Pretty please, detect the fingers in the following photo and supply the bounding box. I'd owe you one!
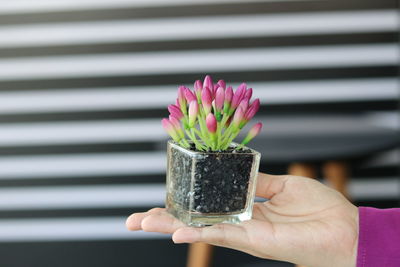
[127,207,278,260]
[256,173,289,199]
[173,220,278,260]
[141,210,186,234]
[126,207,186,234]
[126,207,164,230]
[127,207,255,249]
[173,223,246,247]
[173,220,264,249]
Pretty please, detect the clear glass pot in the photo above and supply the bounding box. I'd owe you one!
[165,140,261,227]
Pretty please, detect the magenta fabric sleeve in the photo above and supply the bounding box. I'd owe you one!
[357,207,400,267]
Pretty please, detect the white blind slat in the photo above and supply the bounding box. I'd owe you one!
[0,44,397,81]
[0,152,166,179]
[0,78,397,113]
[0,10,396,48]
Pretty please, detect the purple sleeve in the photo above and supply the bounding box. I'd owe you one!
[357,207,400,267]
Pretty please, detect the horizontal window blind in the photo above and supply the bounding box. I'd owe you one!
[0,0,398,266]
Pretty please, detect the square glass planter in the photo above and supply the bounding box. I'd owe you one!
[165,140,261,227]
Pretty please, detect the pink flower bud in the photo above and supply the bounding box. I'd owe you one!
[194,80,203,98]
[244,98,260,121]
[162,118,174,133]
[238,99,249,113]
[178,86,186,103]
[223,86,233,114]
[201,87,212,114]
[161,118,179,141]
[237,83,247,92]
[168,104,183,120]
[224,86,233,103]
[232,107,244,129]
[249,122,262,137]
[206,113,217,133]
[169,115,181,129]
[169,115,184,139]
[184,87,197,103]
[203,75,213,93]
[215,87,225,111]
[211,86,218,99]
[242,122,263,145]
[244,88,253,100]
[217,80,226,89]
[231,83,247,110]
[178,86,187,114]
[194,80,203,91]
[188,101,198,127]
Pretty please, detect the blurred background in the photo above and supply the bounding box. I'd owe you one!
[0,0,399,266]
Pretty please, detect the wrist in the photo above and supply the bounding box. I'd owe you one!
[349,204,359,267]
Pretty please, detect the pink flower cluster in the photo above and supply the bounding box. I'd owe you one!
[162,75,262,151]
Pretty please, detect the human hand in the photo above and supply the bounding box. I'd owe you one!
[126,173,359,267]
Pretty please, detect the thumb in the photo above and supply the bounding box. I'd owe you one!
[256,173,289,199]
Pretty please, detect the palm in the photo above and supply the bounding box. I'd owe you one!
[126,174,359,267]
[244,177,358,266]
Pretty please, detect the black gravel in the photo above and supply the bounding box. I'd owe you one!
[168,144,255,214]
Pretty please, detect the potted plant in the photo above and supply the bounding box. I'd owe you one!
[162,75,262,227]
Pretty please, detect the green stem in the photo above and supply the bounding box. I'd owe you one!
[221,123,235,145]
[178,140,188,148]
[219,114,231,140]
[198,111,212,148]
[197,110,209,147]
[211,134,217,150]
[216,113,229,148]
[190,128,207,150]
[193,128,210,147]
[180,138,190,148]
[216,121,222,148]
[185,129,200,150]
[182,114,189,131]
[222,129,240,150]
[197,109,207,138]
[235,143,246,151]
[186,128,207,151]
